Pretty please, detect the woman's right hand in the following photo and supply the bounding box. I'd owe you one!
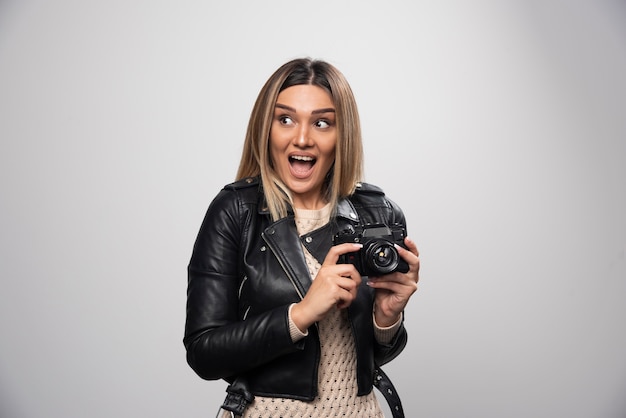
[290,243,363,332]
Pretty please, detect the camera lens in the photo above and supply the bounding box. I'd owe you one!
[364,240,399,275]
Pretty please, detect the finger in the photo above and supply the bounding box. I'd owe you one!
[322,242,363,266]
[369,275,418,291]
[314,264,362,289]
[336,278,361,309]
[368,271,411,285]
[403,237,419,256]
[394,243,419,266]
[336,274,361,289]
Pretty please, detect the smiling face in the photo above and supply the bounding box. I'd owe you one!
[269,84,337,209]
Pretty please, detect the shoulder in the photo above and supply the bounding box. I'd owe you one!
[198,178,261,223]
[217,176,262,206]
[349,182,406,226]
[350,182,388,207]
[224,177,261,190]
[353,182,385,195]
[224,176,260,191]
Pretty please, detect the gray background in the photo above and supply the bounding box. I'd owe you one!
[1,1,625,417]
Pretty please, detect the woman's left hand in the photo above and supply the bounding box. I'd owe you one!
[367,237,420,327]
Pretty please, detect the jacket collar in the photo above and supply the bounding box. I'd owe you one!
[335,197,360,223]
[257,191,361,224]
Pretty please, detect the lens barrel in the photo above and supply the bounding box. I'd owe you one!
[364,240,399,275]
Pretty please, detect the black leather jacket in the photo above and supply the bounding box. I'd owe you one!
[184,177,408,401]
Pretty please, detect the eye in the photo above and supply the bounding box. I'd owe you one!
[315,119,331,129]
[279,115,294,126]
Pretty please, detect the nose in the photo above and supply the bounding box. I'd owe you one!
[293,124,312,147]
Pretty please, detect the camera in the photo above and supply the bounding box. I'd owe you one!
[333,223,409,276]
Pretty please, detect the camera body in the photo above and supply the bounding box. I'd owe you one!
[333,223,409,277]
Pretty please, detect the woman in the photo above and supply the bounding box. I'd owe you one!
[184,58,420,418]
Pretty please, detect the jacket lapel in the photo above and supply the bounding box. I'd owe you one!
[300,224,332,265]
[260,197,361,300]
[261,216,312,300]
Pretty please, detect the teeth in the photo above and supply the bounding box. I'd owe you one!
[291,155,314,162]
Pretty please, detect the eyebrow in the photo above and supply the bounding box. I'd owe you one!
[275,103,335,115]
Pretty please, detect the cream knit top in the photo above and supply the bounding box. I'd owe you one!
[221,204,399,418]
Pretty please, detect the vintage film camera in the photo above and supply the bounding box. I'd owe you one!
[333,223,409,276]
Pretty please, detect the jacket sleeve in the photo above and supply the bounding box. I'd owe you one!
[373,195,410,365]
[373,320,408,367]
[183,188,300,381]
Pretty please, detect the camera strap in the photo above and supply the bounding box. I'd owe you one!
[220,367,404,418]
[220,378,253,417]
[374,366,405,418]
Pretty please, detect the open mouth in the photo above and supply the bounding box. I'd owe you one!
[289,155,316,177]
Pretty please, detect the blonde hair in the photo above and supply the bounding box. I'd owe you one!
[236,58,364,221]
